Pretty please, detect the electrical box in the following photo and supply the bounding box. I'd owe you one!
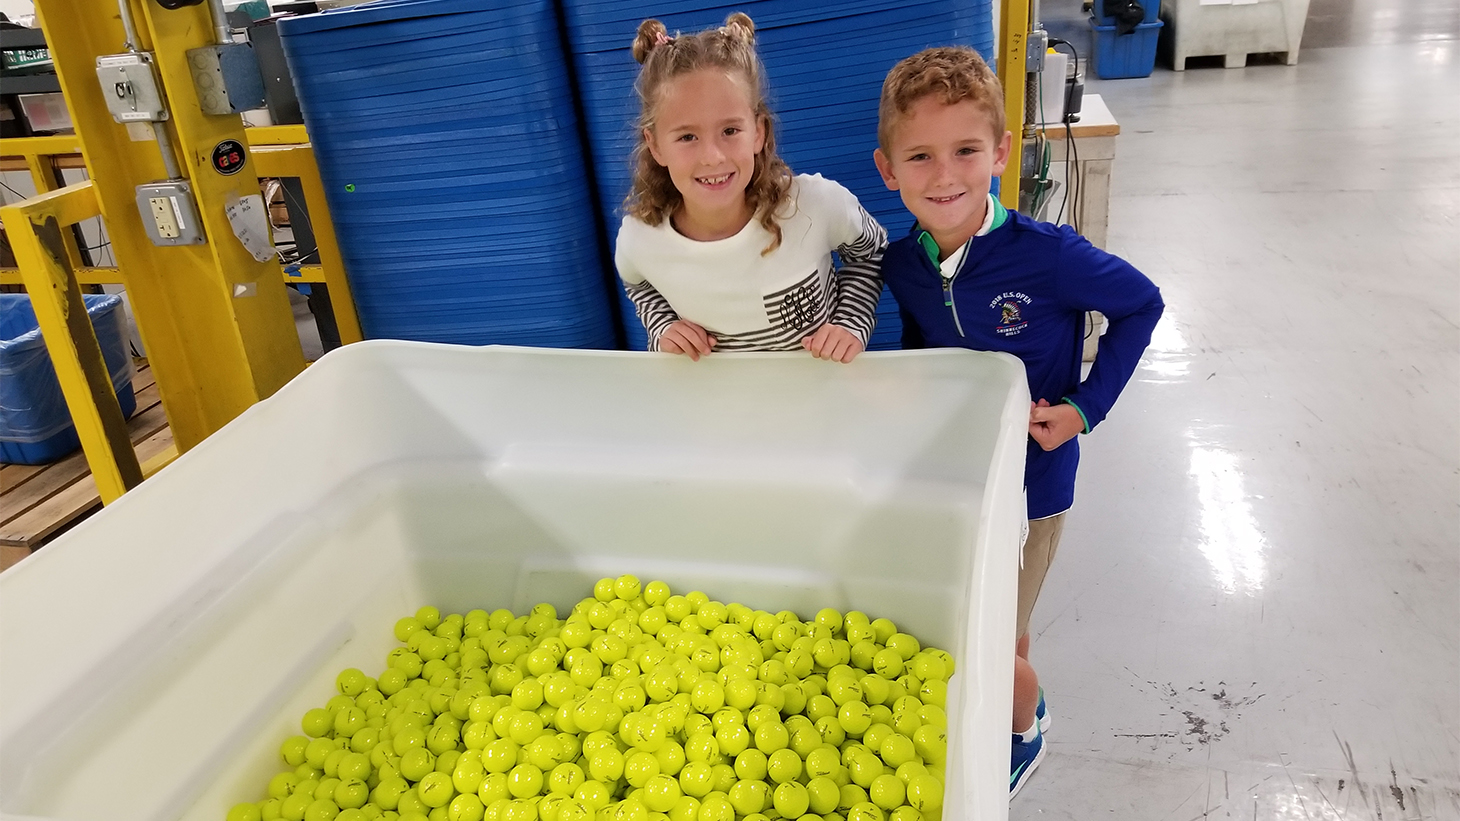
[187,43,267,115]
[134,180,205,246]
[1026,29,1048,71]
[95,53,169,123]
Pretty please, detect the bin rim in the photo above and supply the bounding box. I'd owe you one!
[0,292,124,355]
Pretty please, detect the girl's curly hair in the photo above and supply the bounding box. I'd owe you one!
[625,13,793,254]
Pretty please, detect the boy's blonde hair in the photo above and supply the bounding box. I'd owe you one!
[878,46,1005,151]
[625,13,793,254]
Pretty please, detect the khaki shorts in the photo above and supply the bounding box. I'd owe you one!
[1017,512,1066,639]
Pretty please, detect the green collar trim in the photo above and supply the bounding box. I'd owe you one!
[917,196,1009,266]
[990,196,1009,230]
[917,231,942,266]
[1061,397,1091,434]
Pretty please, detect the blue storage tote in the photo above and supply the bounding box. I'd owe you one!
[1092,0,1160,28]
[561,0,995,352]
[0,293,137,466]
[276,0,618,350]
[1090,17,1163,79]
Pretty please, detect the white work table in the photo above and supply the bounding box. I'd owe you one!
[1038,93,1119,250]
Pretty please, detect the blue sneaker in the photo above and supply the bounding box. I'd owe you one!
[1036,687,1051,733]
[1010,725,1046,799]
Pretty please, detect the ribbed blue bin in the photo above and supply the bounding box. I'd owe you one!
[0,294,136,466]
[277,0,617,349]
[1090,17,1163,79]
[561,1,995,351]
[1092,0,1160,28]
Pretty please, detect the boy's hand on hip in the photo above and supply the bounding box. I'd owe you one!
[803,324,865,363]
[660,320,717,361]
[1029,399,1083,451]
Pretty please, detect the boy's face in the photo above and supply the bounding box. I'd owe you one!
[874,97,1012,252]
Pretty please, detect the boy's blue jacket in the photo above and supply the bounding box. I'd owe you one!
[883,209,1164,519]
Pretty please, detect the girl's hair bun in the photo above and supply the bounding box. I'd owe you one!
[722,12,755,44]
[632,19,670,64]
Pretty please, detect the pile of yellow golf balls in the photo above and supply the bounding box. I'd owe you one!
[227,576,951,821]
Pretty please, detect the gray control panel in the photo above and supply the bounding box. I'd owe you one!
[96,53,169,123]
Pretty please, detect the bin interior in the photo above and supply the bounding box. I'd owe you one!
[0,343,1028,821]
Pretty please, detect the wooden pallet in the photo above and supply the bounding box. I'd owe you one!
[0,361,172,568]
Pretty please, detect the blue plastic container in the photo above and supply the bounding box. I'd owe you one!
[1090,17,1163,79]
[1091,0,1160,28]
[276,0,618,350]
[561,0,995,351]
[0,294,137,466]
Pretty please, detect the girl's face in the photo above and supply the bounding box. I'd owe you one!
[646,68,766,232]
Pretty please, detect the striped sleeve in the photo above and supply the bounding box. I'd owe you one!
[623,279,679,351]
[828,200,887,346]
[615,218,680,351]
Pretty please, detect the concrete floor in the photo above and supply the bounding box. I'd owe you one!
[1014,1,1460,818]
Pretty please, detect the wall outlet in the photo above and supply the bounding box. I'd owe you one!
[134,181,205,246]
[148,195,180,238]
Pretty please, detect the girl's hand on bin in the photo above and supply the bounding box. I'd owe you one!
[1028,398,1083,451]
[803,323,864,364]
[660,320,717,361]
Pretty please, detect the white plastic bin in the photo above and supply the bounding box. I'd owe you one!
[0,343,1030,821]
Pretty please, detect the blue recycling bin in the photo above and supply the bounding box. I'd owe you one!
[1090,15,1164,79]
[0,294,136,465]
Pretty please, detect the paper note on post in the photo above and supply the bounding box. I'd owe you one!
[224,193,278,263]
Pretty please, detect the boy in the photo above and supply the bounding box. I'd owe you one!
[872,47,1164,799]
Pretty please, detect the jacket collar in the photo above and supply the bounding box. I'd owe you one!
[914,194,1009,266]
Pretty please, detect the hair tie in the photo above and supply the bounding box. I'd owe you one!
[655,31,672,47]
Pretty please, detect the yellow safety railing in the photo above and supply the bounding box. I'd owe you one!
[2,179,146,501]
[0,126,361,502]
[0,128,362,343]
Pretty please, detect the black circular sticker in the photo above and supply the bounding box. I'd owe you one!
[211,139,246,176]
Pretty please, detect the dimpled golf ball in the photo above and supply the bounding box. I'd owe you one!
[230,578,955,821]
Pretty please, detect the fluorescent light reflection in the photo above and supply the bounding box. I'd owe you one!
[1141,314,1189,381]
[1268,789,1354,820]
[1190,446,1267,594]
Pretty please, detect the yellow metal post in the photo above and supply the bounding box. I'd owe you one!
[1,183,142,503]
[30,0,306,454]
[998,0,1031,211]
[246,125,309,146]
[2,137,365,344]
[251,145,363,344]
[3,134,363,346]
[21,155,89,272]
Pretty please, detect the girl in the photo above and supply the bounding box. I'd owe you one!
[615,13,886,363]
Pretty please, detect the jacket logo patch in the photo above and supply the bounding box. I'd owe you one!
[992,292,1032,337]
